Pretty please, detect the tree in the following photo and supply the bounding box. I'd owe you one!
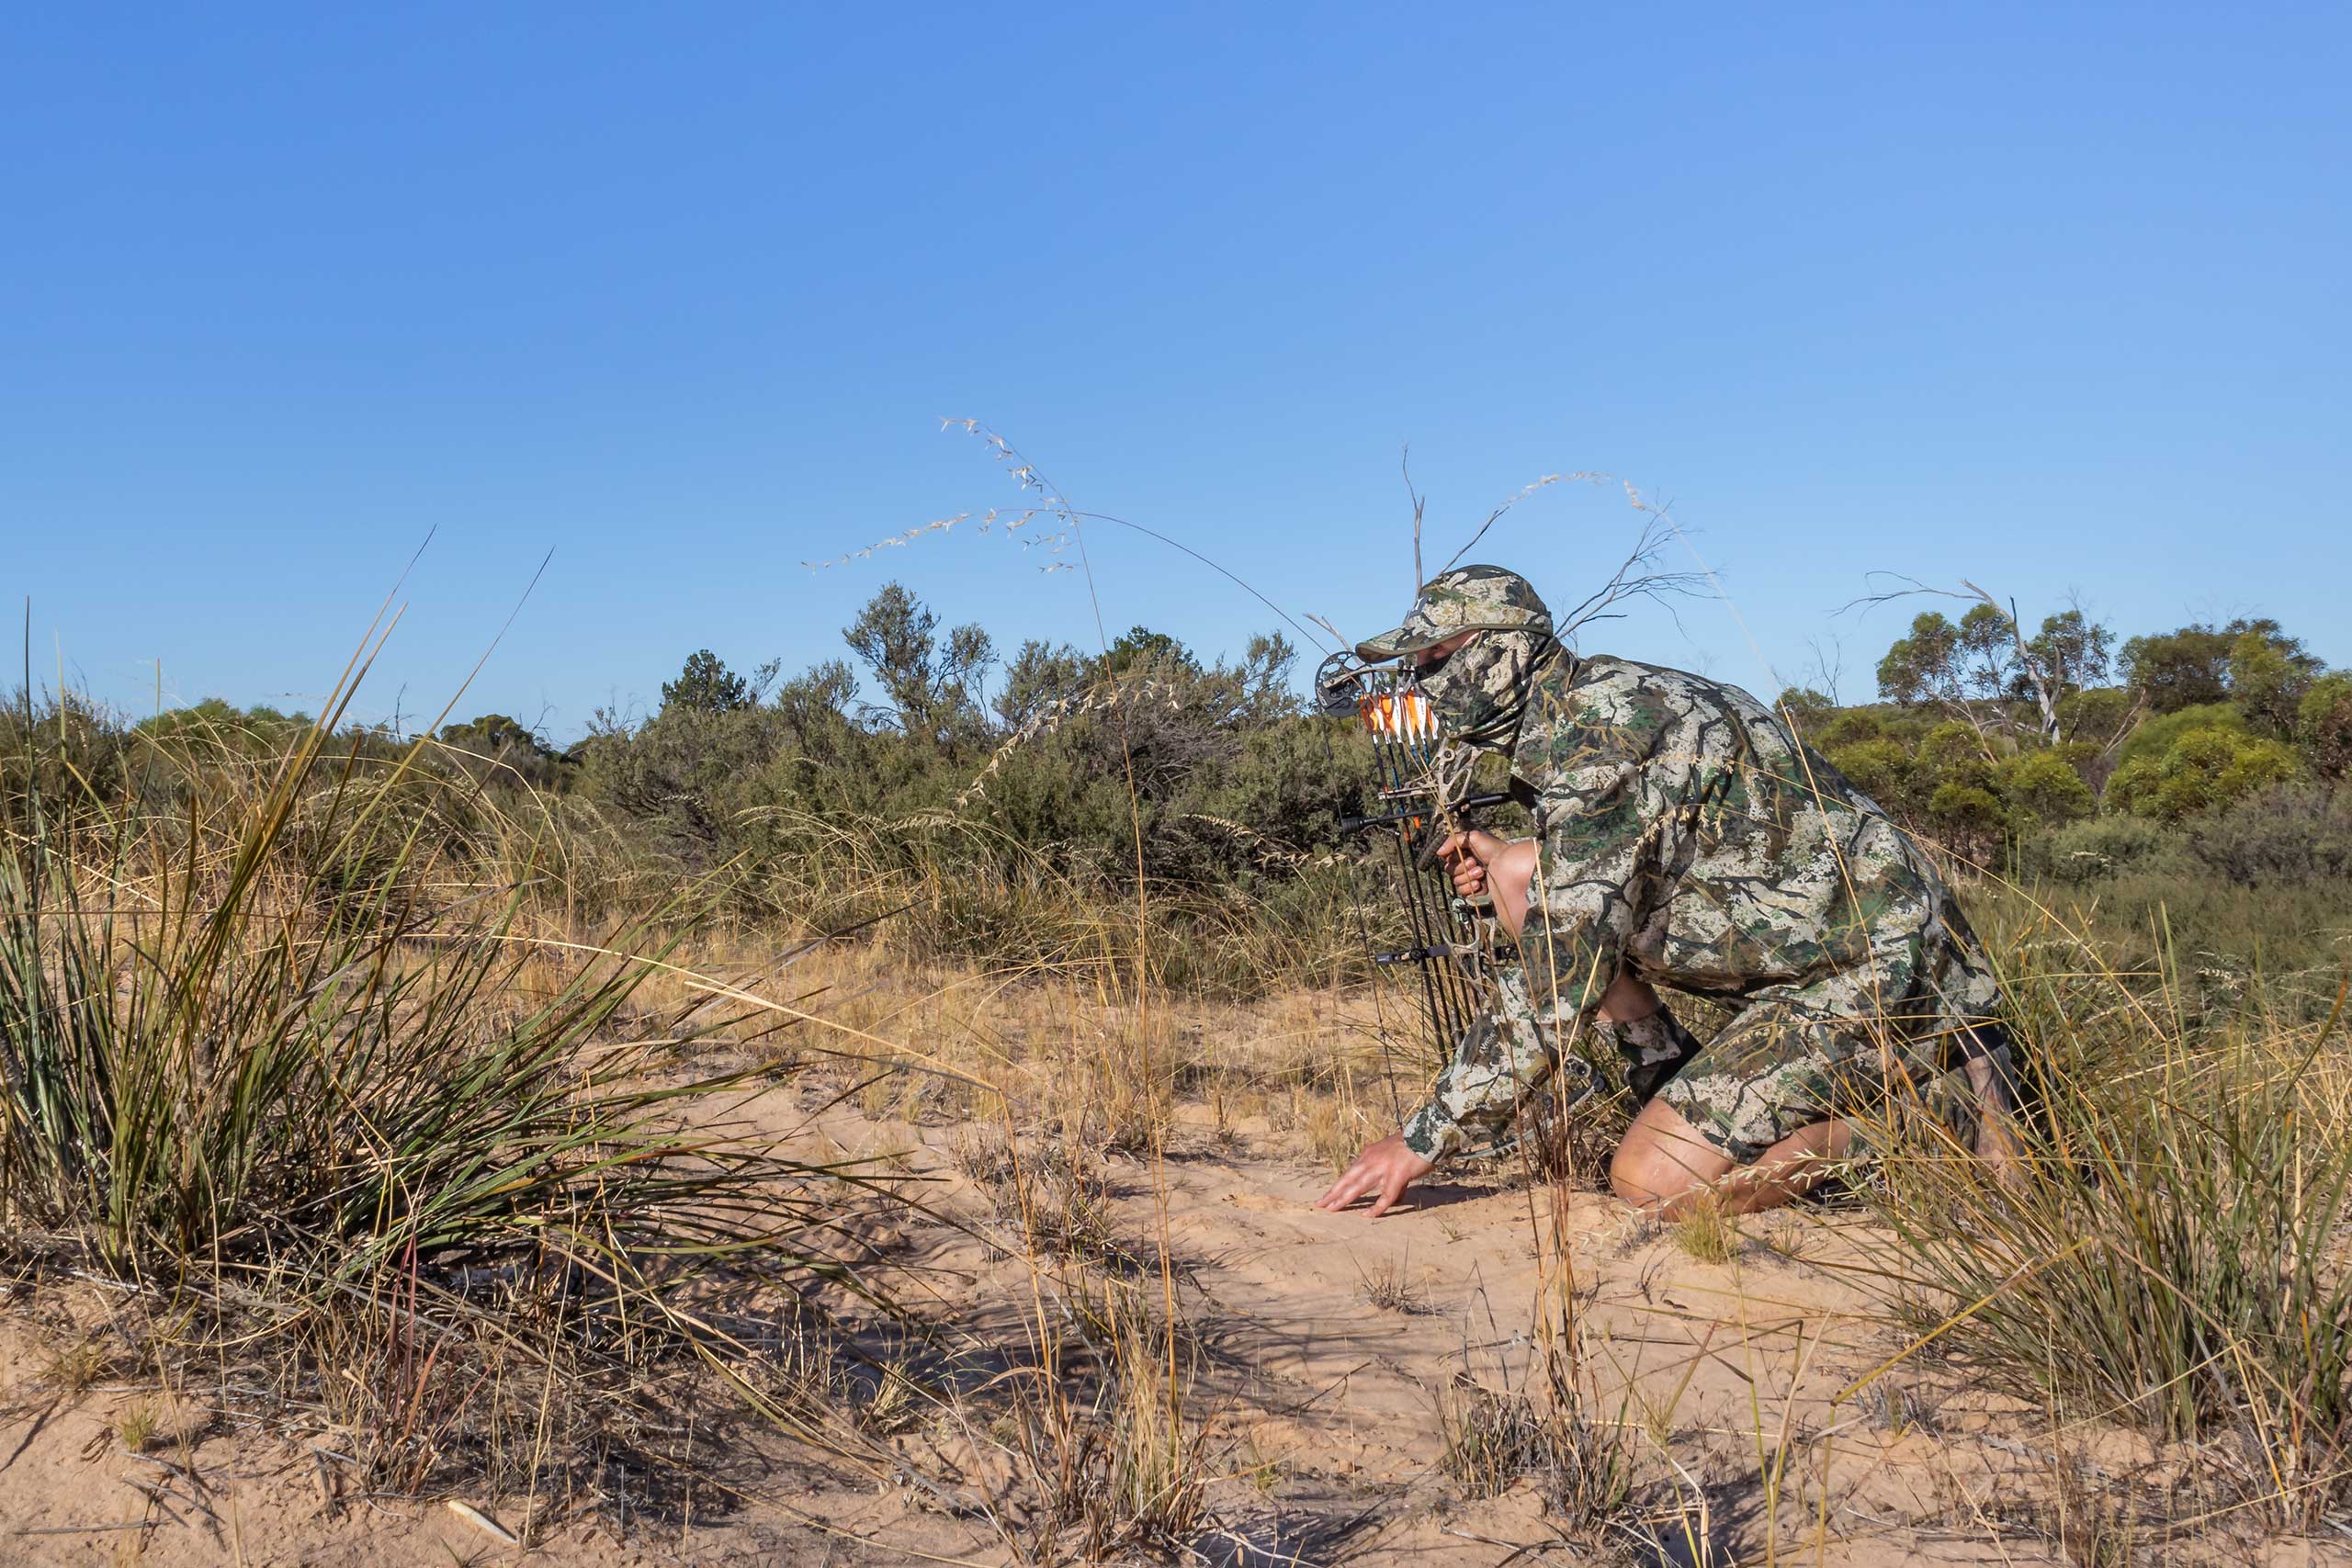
[662,650,755,715]
[2120,618,2316,716]
[842,581,995,748]
[2024,609,2114,698]
[1233,632,1301,724]
[1871,591,2115,745]
[2299,673,2352,781]
[2120,625,2231,712]
[1102,626,1200,680]
[1875,612,1967,709]
[774,660,858,752]
[1954,603,2018,703]
[2227,626,2320,738]
[436,713,567,788]
[994,639,1091,729]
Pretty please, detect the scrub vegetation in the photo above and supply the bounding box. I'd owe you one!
[4,569,2349,1562]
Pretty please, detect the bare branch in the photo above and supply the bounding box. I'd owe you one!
[1961,581,2060,743]
[1803,635,1846,705]
[1552,507,1714,649]
[1830,570,1978,622]
[1402,443,1426,593]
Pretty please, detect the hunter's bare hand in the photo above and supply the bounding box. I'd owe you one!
[1313,1134,1436,1218]
[1437,829,1506,901]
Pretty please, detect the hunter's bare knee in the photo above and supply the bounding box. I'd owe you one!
[1611,1102,1737,1214]
[1609,1134,1702,1213]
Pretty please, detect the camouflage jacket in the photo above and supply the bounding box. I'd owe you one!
[1397,649,1991,1162]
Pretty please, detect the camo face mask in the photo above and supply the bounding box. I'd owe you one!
[1414,626,1553,750]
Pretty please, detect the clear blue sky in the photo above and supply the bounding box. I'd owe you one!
[6,4,2346,738]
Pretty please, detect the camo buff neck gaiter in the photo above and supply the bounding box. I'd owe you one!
[1413,626,1555,750]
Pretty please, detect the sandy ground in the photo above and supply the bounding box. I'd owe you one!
[6,1071,2352,1566]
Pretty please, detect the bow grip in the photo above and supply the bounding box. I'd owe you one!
[1411,791,1513,870]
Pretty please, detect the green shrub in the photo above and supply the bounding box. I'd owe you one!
[3,692,136,820]
[2188,784,2352,886]
[2301,673,2352,781]
[2106,715,2301,820]
[2018,815,2189,886]
[1919,720,1988,771]
[1815,705,1903,751]
[433,713,571,791]
[1927,781,2005,851]
[1995,749,2096,826]
[1825,738,1913,807]
[2114,700,2245,765]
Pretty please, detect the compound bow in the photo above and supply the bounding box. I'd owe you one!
[1317,650,1597,1155]
[1317,652,1510,1069]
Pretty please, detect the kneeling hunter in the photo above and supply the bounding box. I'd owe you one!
[1315,566,2019,1220]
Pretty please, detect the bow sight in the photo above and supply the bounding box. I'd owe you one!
[1317,651,1510,1065]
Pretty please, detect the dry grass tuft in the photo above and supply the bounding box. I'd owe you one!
[956,1122,1125,1268]
[1668,1192,1740,1265]
[1356,1254,1433,1314]
[112,1397,162,1453]
[2041,1461,2144,1568]
[40,1337,115,1395]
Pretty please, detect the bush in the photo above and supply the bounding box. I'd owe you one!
[1928,781,2004,848]
[1919,720,1989,772]
[1995,749,2096,827]
[1825,738,1914,810]
[3,692,138,820]
[2017,814,2189,886]
[2188,784,2352,886]
[1815,705,1906,751]
[2301,673,2352,781]
[0,701,881,1497]
[2106,716,2301,820]
[2114,700,2245,765]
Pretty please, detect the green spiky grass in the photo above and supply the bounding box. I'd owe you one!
[0,667,898,1500]
[1851,897,2352,1527]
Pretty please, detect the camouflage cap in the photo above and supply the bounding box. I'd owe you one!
[1354,564,1555,662]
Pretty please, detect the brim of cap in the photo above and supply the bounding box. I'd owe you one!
[1353,624,1450,662]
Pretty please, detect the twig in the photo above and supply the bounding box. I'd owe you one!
[15,1519,158,1535]
[119,1477,192,1529]
[446,1498,519,1545]
[125,1450,199,1487]
[311,1450,339,1519]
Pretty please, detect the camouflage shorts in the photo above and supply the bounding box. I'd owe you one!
[1653,965,2011,1165]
